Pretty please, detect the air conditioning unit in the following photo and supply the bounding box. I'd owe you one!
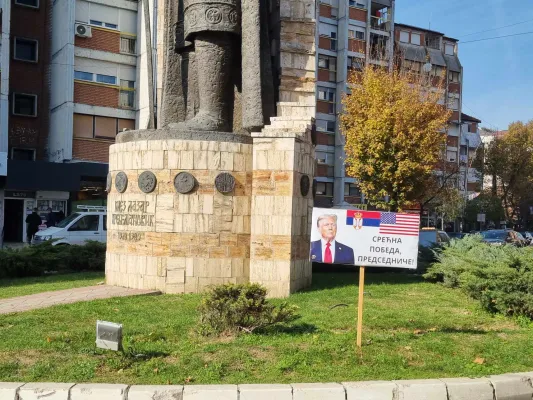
[75,23,92,38]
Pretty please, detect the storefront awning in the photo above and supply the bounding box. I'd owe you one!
[6,160,108,192]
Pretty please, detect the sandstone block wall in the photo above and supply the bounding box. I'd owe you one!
[106,139,253,294]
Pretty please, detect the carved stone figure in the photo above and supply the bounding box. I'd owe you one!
[159,0,276,133]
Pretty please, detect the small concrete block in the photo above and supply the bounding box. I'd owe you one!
[239,384,292,400]
[19,383,75,400]
[183,385,238,400]
[395,379,447,400]
[292,383,345,400]
[343,381,397,400]
[128,385,184,400]
[489,374,533,400]
[441,377,493,400]
[70,383,129,400]
[0,382,25,400]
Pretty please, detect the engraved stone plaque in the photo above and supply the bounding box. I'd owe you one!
[106,173,112,193]
[215,172,235,194]
[138,171,157,193]
[115,172,128,193]
[174,172,196,194]
[300,175,310,197]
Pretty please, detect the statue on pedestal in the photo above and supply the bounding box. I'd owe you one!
[160,0,276,134]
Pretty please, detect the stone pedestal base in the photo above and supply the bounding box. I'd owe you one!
[106,130,253,294]
[105,124,313,298]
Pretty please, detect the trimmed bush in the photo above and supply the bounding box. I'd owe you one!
[198,283,300,336]
[0,241,106,279]
[424,235,533,318]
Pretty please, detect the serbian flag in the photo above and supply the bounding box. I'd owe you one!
[346,210,381,228]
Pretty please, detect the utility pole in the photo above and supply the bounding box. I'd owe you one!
[143,0,156,129]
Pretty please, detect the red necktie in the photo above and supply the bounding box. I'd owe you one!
[325,242,333,263]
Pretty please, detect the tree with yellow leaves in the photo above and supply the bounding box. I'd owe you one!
[340,62,452,212]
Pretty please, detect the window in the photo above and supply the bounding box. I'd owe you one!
[445,43,455,55]
[68,215,99,232]
[330,32,337,50]
[103,215,107,231]
[13,93,37,116]
[94,116,118,139]
[11,148,36,161]
[318,87,335,102]
[73,113,135,140]
[348,29,364,40]
[120,37,136,54]
[449,71,460,83]
[90,20,103,26]
[74,70,94,81]
[344,183,360,197]
[349,0,365,8]
[96,74,117,85]
[316,120,335,133]
[316,182,334,196]
[448,96,459,110]
[446,150,457,163]
[316,151,334,165]
[105,23,118,29]
[330,7,338,17]
[348,56,364,71]
[119,80,135,108]
[15,0,39,8]
[14,38,38,62]
[410,33,421,46]
[400,31,409,43]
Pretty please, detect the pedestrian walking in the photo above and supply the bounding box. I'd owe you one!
[25,208,42,244]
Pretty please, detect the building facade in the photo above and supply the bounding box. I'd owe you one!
[314,3,482,211]
[0,0,11,244]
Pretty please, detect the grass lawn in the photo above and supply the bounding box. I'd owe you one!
[0,272,105,299]
[0,272,532,384]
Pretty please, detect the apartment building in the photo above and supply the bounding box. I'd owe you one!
[0,0,155,243]
[315,0,395,208]
[314,6,482,210]
[0,0,10,244]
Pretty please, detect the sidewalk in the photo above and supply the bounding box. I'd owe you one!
[0,285,160,314]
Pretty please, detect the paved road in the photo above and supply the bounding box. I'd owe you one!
[0,285,160,314]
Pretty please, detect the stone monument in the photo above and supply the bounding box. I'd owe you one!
[105,0,316,297]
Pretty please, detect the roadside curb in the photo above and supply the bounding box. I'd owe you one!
[4,372,533,399]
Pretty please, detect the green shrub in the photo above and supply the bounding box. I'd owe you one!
[0,241,106,279]
[424,235,533,318]
[198,283,300,336]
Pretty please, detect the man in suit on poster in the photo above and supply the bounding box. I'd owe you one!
[310,214,355,265]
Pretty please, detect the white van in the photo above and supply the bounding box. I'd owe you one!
[32,205,107,246]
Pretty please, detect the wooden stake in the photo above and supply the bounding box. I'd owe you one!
[356,266,366,351]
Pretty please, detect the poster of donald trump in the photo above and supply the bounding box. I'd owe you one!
[310,208,421,269]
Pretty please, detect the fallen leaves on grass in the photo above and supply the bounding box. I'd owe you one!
[473,357,485,365]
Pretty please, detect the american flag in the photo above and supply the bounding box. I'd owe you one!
[379,212,420,237]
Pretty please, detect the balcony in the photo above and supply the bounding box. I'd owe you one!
[120,37,136,55]
[370,15,391,32]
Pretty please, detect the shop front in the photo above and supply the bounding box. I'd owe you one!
[2,160,107,243]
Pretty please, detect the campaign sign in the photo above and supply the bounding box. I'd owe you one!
[310,208,421,269]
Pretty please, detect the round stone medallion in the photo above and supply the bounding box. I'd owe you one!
[174,172,196,194]
[215,172,235,194]
[106,173,112,193]
[138,171,157,194]
[300,175,310,197]
[115,172,128,193]
[205,7,223,24]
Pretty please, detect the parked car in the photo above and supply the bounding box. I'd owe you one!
[419,228,450,247]
[447,232,465,240]
[32,206,107,246]
[480,229,527,247]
